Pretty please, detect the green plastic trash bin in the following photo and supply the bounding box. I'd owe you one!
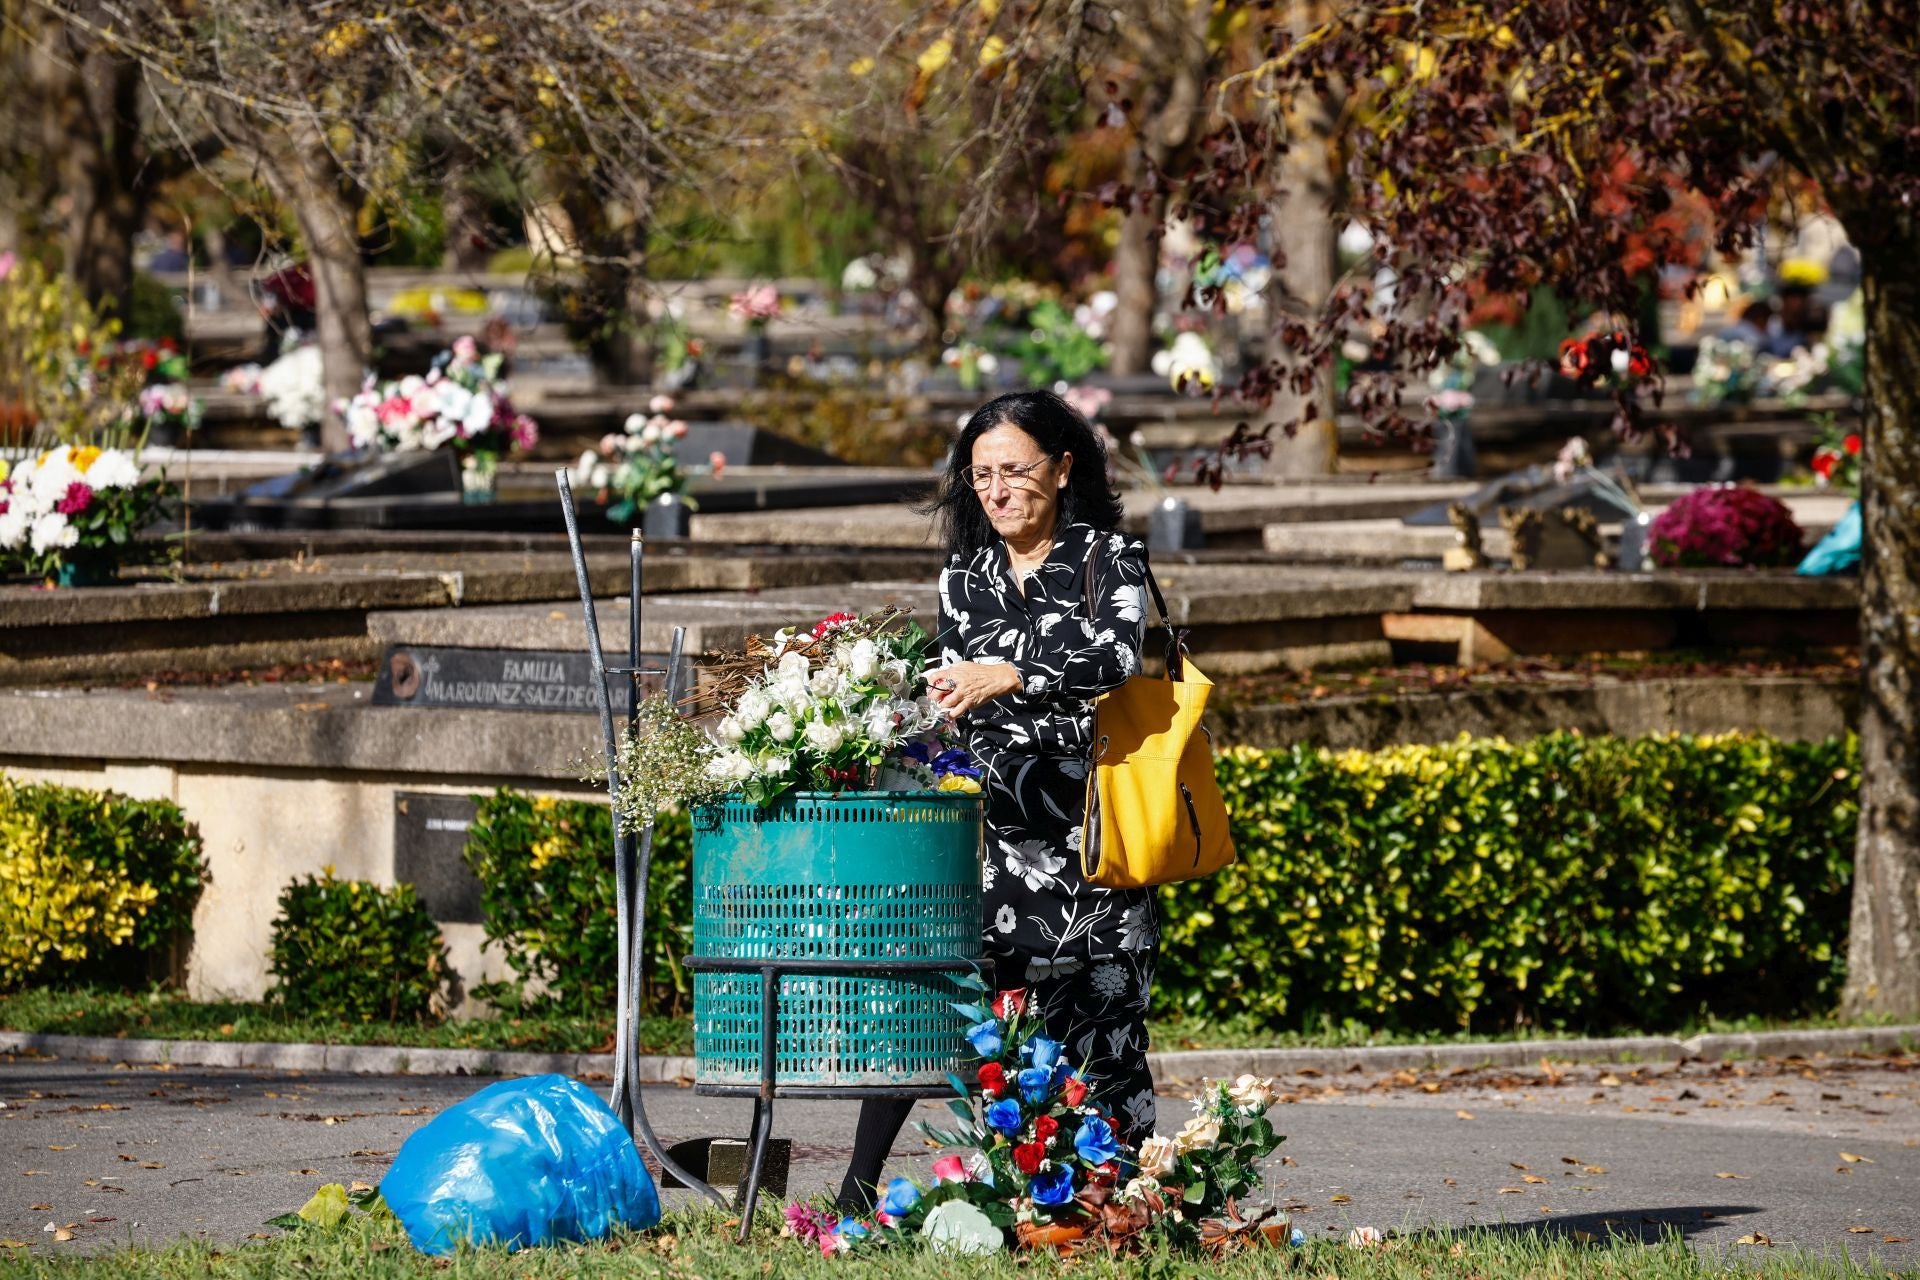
[690,791,984,1089]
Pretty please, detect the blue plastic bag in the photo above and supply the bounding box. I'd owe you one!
[1798,499,1862,575]
[381,1074,659,1254]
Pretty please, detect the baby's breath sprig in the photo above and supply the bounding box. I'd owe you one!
[578,693,725,834]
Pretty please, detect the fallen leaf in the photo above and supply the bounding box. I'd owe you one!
[117,1155,133,1163]
[295,1168,319,1176]
[141,1163,163,1170]
[0,1240,27,1249]
[1714,1172,1749,1180]
[1329,1194,1351,1203]
[1561,1156,1582,1165]
[1839,1152,1874,1164]
[1735,1233,1774,1246]
[1885,1236,1911,1244]
[1419,1082,1442,1094]
[52,1230,73,1243]
[1443,1178,1457,1186]
[1571,1230,1597,1243]
[45,1146,71,1152]
[28,1204,49,1212]
[1583,1166,1607,1175]
[1456,1110,1476,1121]
[1522,1175,1548,1185]
[1497,1187,1525,1195]
[1598,1074,1622,1087]
[1847,1226,1874,1233]
[1510,1162,1529,1171]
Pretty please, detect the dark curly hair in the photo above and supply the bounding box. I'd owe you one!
[929,390,1124,562]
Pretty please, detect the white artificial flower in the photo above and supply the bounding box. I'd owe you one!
[760,753,792,775]
[717,716,745,744]
[863,704,896,742]
[29,511,77,554]
[770,673,810,711]
[1118,1176,1161,1204]
[1172,1115,1220,1154]
[976,353,999,375]
[624,412,647,435]
[803,718,844,753]
[736,689,771,727]
[776,650,810,679]
[1136,1136,1178,1178]
[398,375,426,399]
[1226,1074,1279,1112]
[435,380,475,426]
[846,638,879,681]
[707,750,754,783]
[766,711,797,743]
[82,450,141,490]
[809,667,839,698]
[879,658,909,691]
[463,391,496,435]
[639,421,662,446]
[649,394,674,414]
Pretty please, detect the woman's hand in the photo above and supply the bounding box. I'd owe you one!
[925,661,1023,719]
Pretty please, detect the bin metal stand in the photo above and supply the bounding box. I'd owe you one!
[556,471,987,1241]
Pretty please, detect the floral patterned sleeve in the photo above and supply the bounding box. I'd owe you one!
[1011,532,1148,701]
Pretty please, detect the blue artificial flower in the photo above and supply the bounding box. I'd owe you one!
[931,748,981,779]
[1029,1165,1076,1206]
[1050,1058,1074,1091]
[836,1217,870,1240]
[901,740,933,766]
[985,1098,1024,1135]
[879,1177,921,1218]
[1288,1227,1307,1247]
[965,1019,1004,1059]
[1023,1036,1064,1070]
[1017,1066,1053,1104]
[1074,1114,1119,1166]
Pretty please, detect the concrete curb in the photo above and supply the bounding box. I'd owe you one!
[4,1026,1913,1082]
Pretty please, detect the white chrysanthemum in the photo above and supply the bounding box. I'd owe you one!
[776,650,810,679]
[765,711,796,743]
[735,688,771,727]
[463,391,496,435]
[803,718,844,753]
[29,511,78,554]
[845,638,879,681]
[0,506,28,551]
[83,450,141,490]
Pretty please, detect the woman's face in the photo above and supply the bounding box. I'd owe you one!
[968,423,1072,546]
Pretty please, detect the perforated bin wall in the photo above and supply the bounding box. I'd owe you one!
[691,791,984,1088]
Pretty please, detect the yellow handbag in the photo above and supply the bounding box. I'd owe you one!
[1078,550,1236,890]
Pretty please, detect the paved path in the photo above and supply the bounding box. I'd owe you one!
[2,1051,1915,1266]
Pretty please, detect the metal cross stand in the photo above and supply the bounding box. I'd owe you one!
[555,471,987,1241]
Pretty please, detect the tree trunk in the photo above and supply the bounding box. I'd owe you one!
[260,123,372,454]
[59,36,143,321]
[556,184,649,388]
[1106,192,1164,377]
[1841,226,1920,1020]
[1262,135,1341,476]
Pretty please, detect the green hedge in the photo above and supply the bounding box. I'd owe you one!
[464,791,692,1017]
[1163,733,1856,1032]
[0,775,208,990]
[463,732,1858,1033]
[267,871,449,1023]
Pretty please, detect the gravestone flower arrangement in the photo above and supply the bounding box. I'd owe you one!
[785,980,1289,1258]
[119,338,202,442]
[344,337,539,490]
[1810,418,1863,494]
[569,395,725,524]
[1647,484,1804,569]
[0,442,171,585]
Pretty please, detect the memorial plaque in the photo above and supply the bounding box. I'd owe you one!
[393,792,484,923]
[373,645,691,712]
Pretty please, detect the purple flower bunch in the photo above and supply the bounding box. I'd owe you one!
[1647,484,1804,569]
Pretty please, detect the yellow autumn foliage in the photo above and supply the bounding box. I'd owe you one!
[0,784,159,988]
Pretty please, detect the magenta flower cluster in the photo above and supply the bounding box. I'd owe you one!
[1647,485,1804,569]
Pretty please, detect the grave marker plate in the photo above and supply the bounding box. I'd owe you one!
[393,792,484,924]
[372,645,688,712]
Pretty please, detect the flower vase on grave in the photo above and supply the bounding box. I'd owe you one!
[1616,510,1653,571]
[743,322,771,385]
[461,451,500,504]
[1430,410,1477,479]
[643,492,691,538]
[53,548,120,588]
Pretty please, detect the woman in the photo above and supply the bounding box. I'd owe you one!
[838,389,1159,1211]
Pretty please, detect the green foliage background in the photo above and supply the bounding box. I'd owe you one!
[267,873,449,1024]
[464,732,1858,1033]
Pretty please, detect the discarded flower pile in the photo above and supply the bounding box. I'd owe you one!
[784,977,1288,1256]
[590,610,980,822]
[0,442,170,583]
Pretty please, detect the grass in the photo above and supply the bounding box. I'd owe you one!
[4,1210,1914,1279]
[4,988,1912,1062]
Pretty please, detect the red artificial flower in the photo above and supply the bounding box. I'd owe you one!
[1812,451,1837,479]
[56,481,93,516]
[1033,1115,1059,1143]
[1062,1075,1089,1107]
[1844,434,1863,456]
[993,989,1027,1019]
[1012,1142,1045,1175]
[1558,337,1590,380]
[977,1062,1006,1098]
[811,611,855,638]
[76,338,91,356]
[141,349,158,371]
[1088,1161,1119,1189]
[1628,345,1654,378]
[158,337,177,353]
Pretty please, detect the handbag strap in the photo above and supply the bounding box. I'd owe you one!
[1082,533,1186,680]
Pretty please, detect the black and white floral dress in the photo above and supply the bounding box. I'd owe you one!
[936,519,1161,1143]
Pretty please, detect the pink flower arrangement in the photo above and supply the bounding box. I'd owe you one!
[729,284,781,323]
[1647,485,1804,569]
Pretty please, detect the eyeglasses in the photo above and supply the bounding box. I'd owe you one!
[960,459,1054,490]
